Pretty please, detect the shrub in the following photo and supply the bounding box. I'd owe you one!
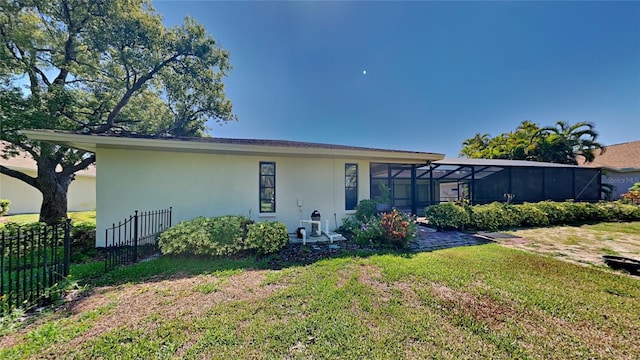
[516,203,549,227]
[355,199,377,221]
[0,199,9,216]
[532,201,569,225]
[379,209,416,248]
[339,216,361,234]
[158,215,254,257]
[353,216,384,246]
[346,209,417,249]
[469,202,510,231]
[600,201,640,222]
[621,190,640,205]
[427,200,640,232]
[199,215,251,256]
[70,221,97,263]
[424,202,469,230]
[246,221,288,255]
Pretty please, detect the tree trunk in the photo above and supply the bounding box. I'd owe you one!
[37,158,72,224]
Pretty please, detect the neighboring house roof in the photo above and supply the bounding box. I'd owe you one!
[22,130,445,164]
[433,158,584,168]
[579,140,640,172]
[0,141,96,176]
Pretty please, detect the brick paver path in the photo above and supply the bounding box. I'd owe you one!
[409,226,492,252]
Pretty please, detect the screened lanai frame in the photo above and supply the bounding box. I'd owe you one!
[370,159,602,216]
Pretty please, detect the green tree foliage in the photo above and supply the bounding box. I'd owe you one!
[0,0,236,223]
[459,120,605,165]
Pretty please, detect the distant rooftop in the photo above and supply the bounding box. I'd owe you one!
[579,141,640,171]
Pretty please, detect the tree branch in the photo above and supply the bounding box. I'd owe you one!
[0,164,39,189]
[61,154,95,176]
[51,0,75,86]
[98,53,181,132]
[3,140,39,159]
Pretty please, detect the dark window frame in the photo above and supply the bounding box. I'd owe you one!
[345,163,358,210]
[259,161,276,213]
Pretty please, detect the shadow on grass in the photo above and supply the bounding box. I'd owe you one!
[73,239,494,289]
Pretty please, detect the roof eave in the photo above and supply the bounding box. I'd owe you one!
[23,130,443,164]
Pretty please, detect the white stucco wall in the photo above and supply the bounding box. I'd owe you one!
[0,170,96,214]
[0,169,41,214]
[95,148,371,247]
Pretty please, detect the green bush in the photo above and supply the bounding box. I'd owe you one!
[516,203,549,227]
[0,199,9,216]
[533,201,569,225]
[469,202,520,230]
[70,221,97,263]
[425,200,640,232]
[355,199,377,221]
[379,209,416,248]
[424,202,469,230]
[342,209,417,249]
[156,215,293,257]
[599,201,640,222]
[158,215,253,257]
[245,221,288,255]
[353,216,384,245]
[339,216,361,234]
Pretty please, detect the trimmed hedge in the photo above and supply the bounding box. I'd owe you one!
[423,202,469,230]
[158,215,288,257]
[245,221,288,255]
[424,201,640,231]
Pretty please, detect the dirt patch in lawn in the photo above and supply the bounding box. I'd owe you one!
[492,226,640,270]
[0,269,285,354]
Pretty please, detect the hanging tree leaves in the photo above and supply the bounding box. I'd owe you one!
[0,0,236,223]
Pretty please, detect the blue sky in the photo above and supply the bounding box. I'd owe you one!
[154,1,639,157]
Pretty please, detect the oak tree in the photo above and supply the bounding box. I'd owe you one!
[0,0,236,223]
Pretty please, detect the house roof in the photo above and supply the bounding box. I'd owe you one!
[0,141,96,176]
[22,130,445,164]
[433,158,584,168]
[579,140,640,172]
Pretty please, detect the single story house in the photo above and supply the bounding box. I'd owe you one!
[23,131,444,246]
[23,131,603,247]
[0,141,96,214]
[579,141,640,199]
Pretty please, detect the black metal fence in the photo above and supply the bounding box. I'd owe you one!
[1,220,70,313]
[104,207,172,272]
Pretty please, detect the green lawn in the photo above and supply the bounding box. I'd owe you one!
[1,242,638,359]
[0,210,96,228]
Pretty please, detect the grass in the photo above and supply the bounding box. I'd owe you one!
[0,210,96,227]
[581,221,640,234]
[1,241,639,359]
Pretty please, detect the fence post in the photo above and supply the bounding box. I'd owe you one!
[133,210,139,262]
[64,219,71,276]
[169,207,172,227]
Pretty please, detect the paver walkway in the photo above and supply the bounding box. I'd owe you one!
[409,226,492,252]
[286,225,492,253]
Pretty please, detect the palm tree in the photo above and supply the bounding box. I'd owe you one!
[459,133,491,158]
[532,121,605,165]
